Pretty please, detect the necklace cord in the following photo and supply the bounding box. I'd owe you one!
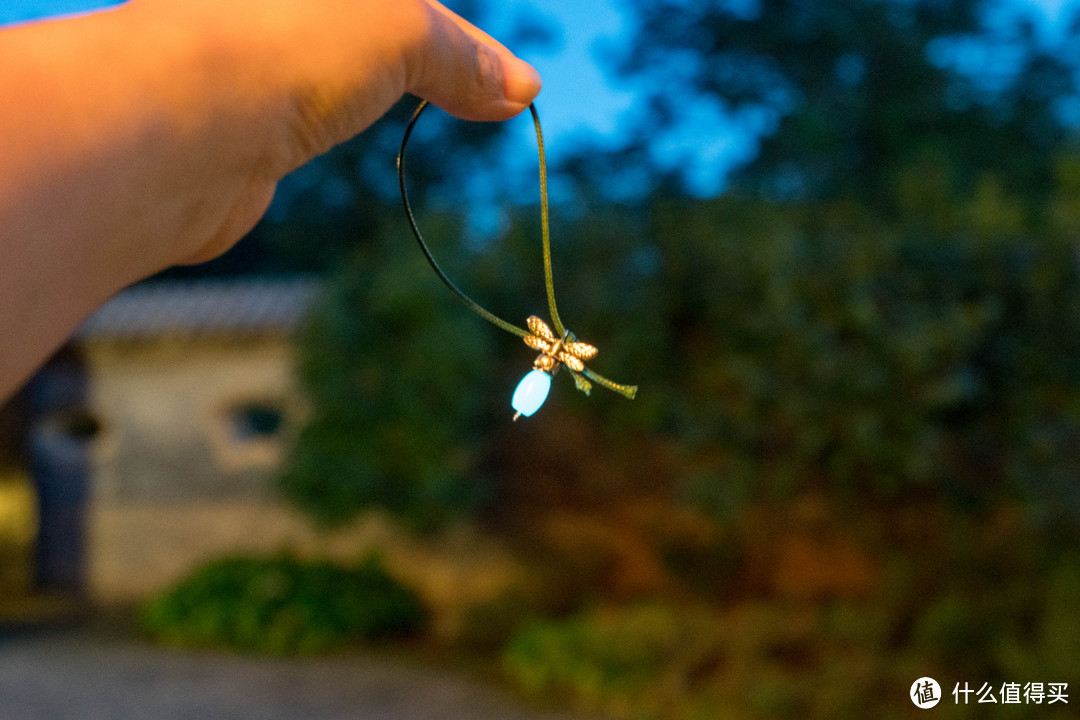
[397,100,526,339]
[529,104,565,337]
[397,99,637,401]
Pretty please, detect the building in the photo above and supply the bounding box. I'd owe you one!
[1,275,524,634]
[1,277,323,606]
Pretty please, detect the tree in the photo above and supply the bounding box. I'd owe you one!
[278,213,500,530]
[594,0,1080,205]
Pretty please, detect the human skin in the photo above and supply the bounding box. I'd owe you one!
[0,0,541,401]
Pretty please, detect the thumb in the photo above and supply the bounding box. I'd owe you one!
[406,0,542,121]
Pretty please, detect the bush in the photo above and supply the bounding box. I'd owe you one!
[140,553,426,655]
[455,590,539,653]
[280,220,496,531]
[502,591,1080,720]
[503,604,723,720]
[593,196,1080,524]
[280,191,1080,534]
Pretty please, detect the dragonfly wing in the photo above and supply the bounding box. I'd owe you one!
[527,316,556,341]
[565,342,598,362]
[524,335,550,352]
[562,354,585,372]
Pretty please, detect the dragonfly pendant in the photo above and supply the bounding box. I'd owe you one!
[512,316,598,420]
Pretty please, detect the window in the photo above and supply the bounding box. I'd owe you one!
[212,399,292,473]
[228,403,285,442]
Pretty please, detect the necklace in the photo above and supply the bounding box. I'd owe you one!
[397,100,637,420]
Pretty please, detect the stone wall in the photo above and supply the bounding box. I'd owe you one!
[82,336,308,600]
[26,331,522,636]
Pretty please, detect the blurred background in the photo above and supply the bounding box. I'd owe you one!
[3,0,1080,717]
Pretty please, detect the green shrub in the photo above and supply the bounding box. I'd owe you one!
[455,590,539,653]
[281,192,1080,533]
[599,197,1080,523]
[503,604,723,720]
[140,553,426,655]
[502,593,1080,720]
[280,221,496,531]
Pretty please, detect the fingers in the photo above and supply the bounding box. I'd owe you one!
[405,0,541,121]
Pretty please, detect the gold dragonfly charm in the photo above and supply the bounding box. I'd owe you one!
[511,315,600,420]
[512,315,634,420]
[523,315,597,373]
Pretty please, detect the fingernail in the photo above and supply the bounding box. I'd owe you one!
[502,57,542,106]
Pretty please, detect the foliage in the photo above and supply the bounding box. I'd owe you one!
[140,554,426,655]
[525,182,1080,531]
[503,578,1079,720]
[588,0,1080,202]
[239,2,1080,717]
[238,1,1080,718]
[278,216,500,530]
[503,603,724,720]
[455,590,541,653]
[280,158,1080,535]
[247,0,1080,537]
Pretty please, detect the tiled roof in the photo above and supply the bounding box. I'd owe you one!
[74,277,320,342]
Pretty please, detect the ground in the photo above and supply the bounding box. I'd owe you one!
[0,616,592,720]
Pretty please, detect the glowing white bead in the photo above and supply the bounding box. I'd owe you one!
[511,369,551,418]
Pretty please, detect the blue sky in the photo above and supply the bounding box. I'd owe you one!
[484,0,753,196]
[495,0,1079,195]
[5,0,1074,141]
[0,0,123,26]
[501,0,1076,131]
[5,0,1077,197]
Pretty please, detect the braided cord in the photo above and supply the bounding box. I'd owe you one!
[528,103,565,337]
[397,100,527,339]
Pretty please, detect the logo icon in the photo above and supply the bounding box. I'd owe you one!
[911,677,942,709]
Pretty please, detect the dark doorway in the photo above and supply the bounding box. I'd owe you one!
[24,345,95,598]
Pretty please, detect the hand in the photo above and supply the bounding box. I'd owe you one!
[0,0,541,400]
[156,0,544,263]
